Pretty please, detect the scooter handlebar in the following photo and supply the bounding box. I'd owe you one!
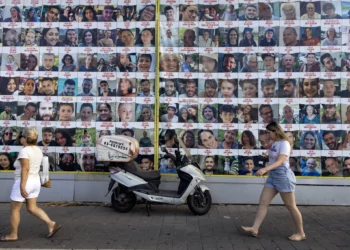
[162,153,177,164]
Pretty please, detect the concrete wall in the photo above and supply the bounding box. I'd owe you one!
[1,173,350,205]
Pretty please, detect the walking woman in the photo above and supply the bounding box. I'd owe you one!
[1,127,61,242]
[241,122,305,241]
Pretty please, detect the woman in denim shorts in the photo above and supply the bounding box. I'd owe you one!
[241,122,305,241]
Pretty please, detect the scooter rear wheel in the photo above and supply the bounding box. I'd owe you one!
[187,189,212,215]
[111,186,136,213]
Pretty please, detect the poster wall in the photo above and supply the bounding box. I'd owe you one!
[0,0,350,178]
[0,0,156,172]
[158,0,350,177]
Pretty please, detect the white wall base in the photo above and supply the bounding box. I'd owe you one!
[1,173,349,205]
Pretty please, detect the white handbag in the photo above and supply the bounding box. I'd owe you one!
[40,156,51,188]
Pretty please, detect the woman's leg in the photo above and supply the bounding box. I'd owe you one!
[242,186,278,234]
[25,198,56,232]
[251,186,279,231]
[4,201,23,240]
[279,192,305,238]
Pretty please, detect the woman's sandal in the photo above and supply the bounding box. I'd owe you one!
[241,226,258,237]
[0,236,18,242]
[288,234,306,241]
[46,223,62,238]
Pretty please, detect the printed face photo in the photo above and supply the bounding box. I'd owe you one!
[321,80,339,98]
[20,78,37,96]
[78,153,95,171]
[17,102,37,121]
[58,79,77,96]
[160,28,179,47]
[278,79,297,98]
[279,105,299,124]
[197,104,216,123]
[2,54,20,71]
[321,131,342,150]
[137,54,154,72]
[118,29,136,47]
[301,78,320,98]
[322,157,342,177]
[22,28,39,46]
[300,104,320,124]
[39,128,55,146]
[42,5,60,22]
[161,5,178,22]
[160,54,179,72]
[160,79,178,97]
[260,53,278,73]
[239,80,258,98]
[78,78,95,96]
[259,104,278,124]
[97,103,114,122]
[180,53,198,73]
[77,103,95,122]
[180,5,198,21]
[57,103,75,121]
[260,79,277,98]
[117,103,135,122]
[320,53,341,72]
[37,102,55,121]
[3,28,21,46]
[136,104,154,122]
[180,28,198,47]
[300,131,320,150]
[39,78,57,96]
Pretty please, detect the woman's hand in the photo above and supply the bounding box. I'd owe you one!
[20,186,28,198]
[256,168,268,177]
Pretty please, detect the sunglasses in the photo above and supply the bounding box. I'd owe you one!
[4,132,13,136]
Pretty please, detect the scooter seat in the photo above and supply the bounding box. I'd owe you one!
[120,161,161,181]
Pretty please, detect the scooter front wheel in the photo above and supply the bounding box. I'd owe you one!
[187,189,212,215]
[111,186,136,213]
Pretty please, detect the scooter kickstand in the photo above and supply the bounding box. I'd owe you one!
[146,201,152,216]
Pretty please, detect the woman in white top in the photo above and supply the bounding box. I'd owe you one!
[0,127,61,242]
[241,122,305,241]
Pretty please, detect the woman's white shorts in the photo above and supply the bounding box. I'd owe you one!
[10,178,41,202]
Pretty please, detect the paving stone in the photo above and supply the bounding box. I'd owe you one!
[0,204,350,250]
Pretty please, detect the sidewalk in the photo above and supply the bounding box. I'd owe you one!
[0,203,349,250]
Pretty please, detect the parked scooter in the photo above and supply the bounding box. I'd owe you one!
[96,135,212,215]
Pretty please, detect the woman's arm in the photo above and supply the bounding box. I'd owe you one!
[256,154,288,176]
[20,158,30,198]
